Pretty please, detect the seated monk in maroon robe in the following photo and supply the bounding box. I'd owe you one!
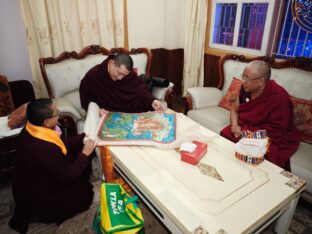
[79,53,165,113]
[9,98,96,233]
[220,60,300,170]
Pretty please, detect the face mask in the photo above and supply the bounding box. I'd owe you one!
[54,125,62,137]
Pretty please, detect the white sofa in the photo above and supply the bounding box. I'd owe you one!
[184,54,312,193]
[40,45,174,134]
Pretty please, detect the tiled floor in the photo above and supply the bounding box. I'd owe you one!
[0,178,311,234]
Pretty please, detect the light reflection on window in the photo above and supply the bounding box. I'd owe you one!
[237,3,268,50]
[213,3,237,45]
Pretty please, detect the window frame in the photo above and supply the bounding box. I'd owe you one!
[209,0,277,56]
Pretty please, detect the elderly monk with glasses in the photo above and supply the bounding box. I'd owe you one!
[9,98,96,233]
[220,60,300,171]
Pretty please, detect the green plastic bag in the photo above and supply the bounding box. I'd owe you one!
[93,183,144,234]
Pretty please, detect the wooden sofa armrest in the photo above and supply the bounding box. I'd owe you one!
[182,96,193,115]
[58,113,77,138]
[164,89,190,114]
[164,88,177,109]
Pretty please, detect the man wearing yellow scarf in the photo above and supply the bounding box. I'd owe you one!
[9,98,96,233]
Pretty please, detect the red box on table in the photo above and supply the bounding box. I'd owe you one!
[180,141,208,165]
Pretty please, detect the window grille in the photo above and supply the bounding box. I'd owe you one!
[237,3,269,50]
[276,0,312,58]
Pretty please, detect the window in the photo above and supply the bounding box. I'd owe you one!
[276,0,312,58]
[209,0,275,55]
[237,3,268,50]
[212,3,237,46]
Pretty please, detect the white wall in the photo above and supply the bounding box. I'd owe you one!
[0,0,32,83]
[128,0,164,49]
[163,0,186,49]
[128,0,185,49]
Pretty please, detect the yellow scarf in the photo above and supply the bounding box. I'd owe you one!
[26,122,67,155]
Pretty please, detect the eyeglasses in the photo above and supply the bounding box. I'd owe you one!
[240,74,263,83]
[50,109,61,118]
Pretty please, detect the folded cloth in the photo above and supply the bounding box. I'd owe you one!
[138,74,153,93]
[151,76,169,87]
[138,75,169,93]
[236,138,268,156]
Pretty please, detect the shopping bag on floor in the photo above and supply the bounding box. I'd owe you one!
[93,183,144,234]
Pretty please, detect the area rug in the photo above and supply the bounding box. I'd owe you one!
[0,179,311,234]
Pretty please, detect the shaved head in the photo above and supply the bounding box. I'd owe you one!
[247,60,271,81]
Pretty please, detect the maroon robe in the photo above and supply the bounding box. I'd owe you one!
[79,55,155,112]
[12,129,93,225]
[221,80,300,170]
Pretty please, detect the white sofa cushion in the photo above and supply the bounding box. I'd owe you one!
[46,54,107,98]
[187,107,229,134]
[222,60,312,100]
[291,142,312,192]
[53,97,82,120]
[63,91,87,119]
[130,53,149,76]
[271,68,312,100]
[45,53,149,99]
[187,87,223,109]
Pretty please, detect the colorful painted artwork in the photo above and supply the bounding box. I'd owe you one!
[97,112,176,143]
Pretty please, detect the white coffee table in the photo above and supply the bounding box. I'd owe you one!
[101,114,305,234]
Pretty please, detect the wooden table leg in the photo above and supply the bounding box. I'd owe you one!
[99,146,115,182]
[99,146,132,192]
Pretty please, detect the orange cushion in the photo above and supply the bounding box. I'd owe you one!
[0,75,15,117]
[290,96,312,144]
[219,77,242,110]
[8,103,28,129]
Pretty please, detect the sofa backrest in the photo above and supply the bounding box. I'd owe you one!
[218,55,312,101]
[40,45,152,99]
